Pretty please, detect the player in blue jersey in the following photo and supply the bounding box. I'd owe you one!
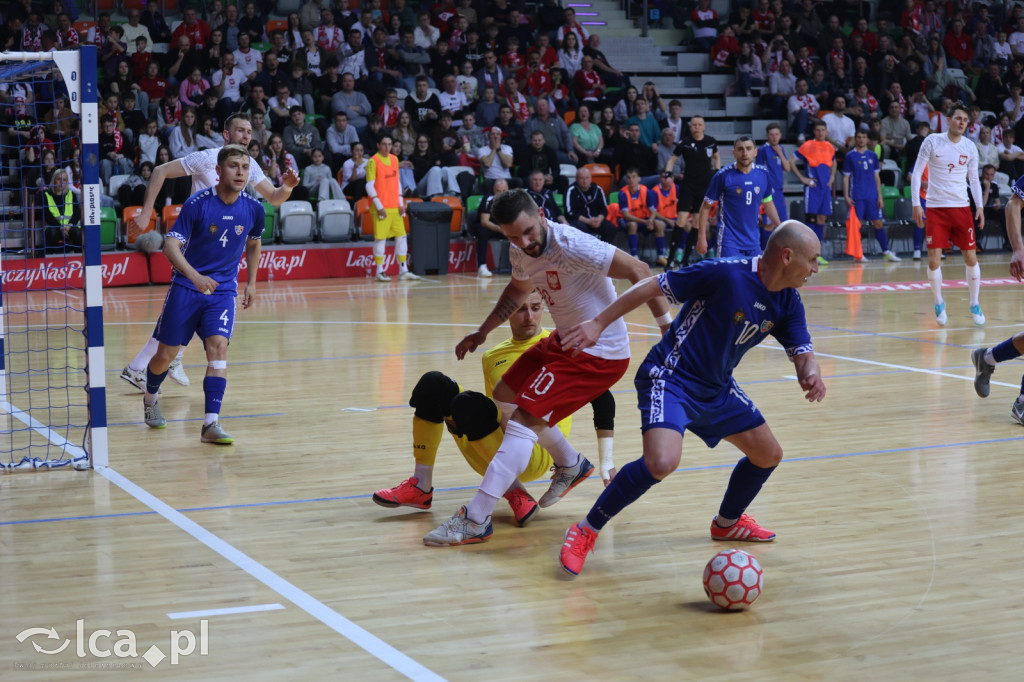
[696,136,780,258]
[792,121,835,265]
[141,145,266,445]
[556,220,827,576]
[842,130,902,262]
[755,123,791,250]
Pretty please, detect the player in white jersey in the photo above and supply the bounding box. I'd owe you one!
[119,113,299,391]
[910,102,986,327]
[423,189,673,546]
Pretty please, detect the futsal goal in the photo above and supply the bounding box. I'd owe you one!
[1,45,107,470]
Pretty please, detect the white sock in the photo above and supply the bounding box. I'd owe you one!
[130,337,160,371]
[465,490,500,524]
[143,392,157,405]
[966,263,981,306]
[204,413,218,426]
[413,463,433,490]
[478,420,536,499]
[175,346,186,361]
[537,425,578,467]
[927,266,944,305]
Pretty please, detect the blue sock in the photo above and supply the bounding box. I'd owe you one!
[203,376,227,415]
[876,227,889,252]
[585,457,660,531]
[993,338,1022,363]
[655,235,665,257]
[628,233,639,256]
[811,222,824,244]
[913,226,924,250]
[718,457,776,520]
[760,228,770,250]
[146,367,168,396]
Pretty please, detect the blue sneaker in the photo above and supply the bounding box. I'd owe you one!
[970,304,986,326]
[935,302,947,326]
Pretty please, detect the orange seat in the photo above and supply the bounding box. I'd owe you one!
[161,204,183,233]
[357,196,423,237]
[563,110,576,125]
[73,20,95,41]
[266,19,288,37]
[430,195,464,234]
[123,206,157,246]
[583,163,614,195]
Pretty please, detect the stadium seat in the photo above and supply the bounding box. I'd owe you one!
[123,206,156,248]
[881,186,900,219]
[789,198,806,223]
[583,163,614,194]
[278,201,316,243]
[266,19,288,37]
[608,191,619,206]
[107,173,131,206]
[430,195,464,234]
[100,206,118,251]
[317,199,354,242]
[356,197,374,240]
[276,0,304,13]
[560,163,578,183]
[161,204,182,233]
[563,110,576,125]
[553,192,565,211]
[73,21,95,41]
[260,200,276,244]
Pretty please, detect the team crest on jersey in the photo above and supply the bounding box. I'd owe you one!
[735,187,742,194]
[754,186,761,194]
[958,155,968,165]
[234,224,244,235]
[546,271,561,290]
[733,310,745,324]
[706,148,713,158]
[760,320,774,333]
[208,224,218,234]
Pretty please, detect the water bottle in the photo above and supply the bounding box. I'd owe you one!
[268,267,275,283]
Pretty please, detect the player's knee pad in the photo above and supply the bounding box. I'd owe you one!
[409,371,460,423]
[590,390,616,431]
[450,391,501,441]
[207,360,227,370]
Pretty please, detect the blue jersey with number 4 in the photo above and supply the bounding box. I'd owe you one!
[643,258,812,400]
[703,164,775,255]
[167,189,265,295]
[842,149,880,201]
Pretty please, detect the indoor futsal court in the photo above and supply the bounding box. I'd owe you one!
[3,253,1024,680]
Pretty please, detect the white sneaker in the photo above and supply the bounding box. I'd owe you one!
[167,357,190,386]
[375,272,391,282]
[883,251,902,262]
[477,264,493,277]
[935,302,947,326]
[120,365,146,392]
[399,270,422,281]
[913,249,921,260]
[423,507,493,546]
[970,304,986,326]
[855,256,869,263]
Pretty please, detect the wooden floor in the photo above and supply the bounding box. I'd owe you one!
[3,254,1024,680]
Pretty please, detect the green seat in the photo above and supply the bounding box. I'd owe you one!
[553,192,565,210]
[466,195,483,213]
[100,206,118,250]
[881,186,900,219]
[261,200,276,244]
[608,191,619,205]
[251,42,271,52]
[305,114,325,125]
[902,185,913,199]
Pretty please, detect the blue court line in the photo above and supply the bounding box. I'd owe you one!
[6,434,1022,528]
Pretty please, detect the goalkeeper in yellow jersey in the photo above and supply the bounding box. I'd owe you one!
[372,290,617,527]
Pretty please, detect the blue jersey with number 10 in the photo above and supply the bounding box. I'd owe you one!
[703,164,775,256]
[167,189,265,295]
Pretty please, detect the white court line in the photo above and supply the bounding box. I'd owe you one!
[98,468,445,682]
[1,400,88,459]
[167,604,285,620]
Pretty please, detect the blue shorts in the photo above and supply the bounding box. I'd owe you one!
[154,284,236,347]
[635,370,765,448]
[719,243,759,259]
[804,184,832,216]
[852,198,882,223]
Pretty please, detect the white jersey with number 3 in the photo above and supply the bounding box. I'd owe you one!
[510,220,630,361]
[179,148,267,196]
[911,132,982,208]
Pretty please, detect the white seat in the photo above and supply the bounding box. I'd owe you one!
[395,87,409,100]
[151,42,169,54]
[170,20,182,34]
[560,163,578,182]
[881,159,900,171]
[946,67,966,82]
[317,199,354,242]
[278,201,316,244]
[995,171,1010,187]
[107,174,131,205]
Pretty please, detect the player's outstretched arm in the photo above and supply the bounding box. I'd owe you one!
[456,279,534,359]
[1006,193,1024,281]
[793,352,826,402]
[561,275,664,356]
[253,173,298,207]
[133,159,187,231]
[607,248,671,331]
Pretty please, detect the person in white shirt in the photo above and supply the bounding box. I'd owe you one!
[478,126,516,192]
[413,11,439,50]
[821,95,856,154]
[976,126,1000,169]
[1004,81,1024,124]
[211,53,244,119]
[120,9,152,54]
[437,73,469,121]
[232,33,263,79]
[787,78,819,142]
[910,102,986,327]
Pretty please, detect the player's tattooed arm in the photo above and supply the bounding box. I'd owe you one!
[456,280,533,359]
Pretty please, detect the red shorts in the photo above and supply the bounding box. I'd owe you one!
[500,334,630,426]
[925,206,976,251]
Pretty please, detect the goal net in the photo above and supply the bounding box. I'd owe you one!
[1,46,107,470]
